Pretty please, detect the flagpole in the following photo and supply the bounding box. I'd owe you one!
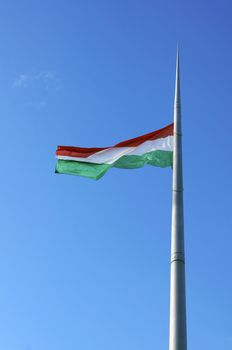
[169,50,187,350]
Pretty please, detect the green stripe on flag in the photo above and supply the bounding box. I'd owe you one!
[56,160,111,180]
[56,150,173,180]
[114,150,173,169]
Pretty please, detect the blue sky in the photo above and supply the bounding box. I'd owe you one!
[0,1,231,349]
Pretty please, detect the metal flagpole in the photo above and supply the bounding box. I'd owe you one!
[169,50,187,350]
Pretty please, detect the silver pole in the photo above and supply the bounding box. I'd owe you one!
[169,50,187,350]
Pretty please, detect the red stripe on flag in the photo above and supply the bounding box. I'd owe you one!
[115,123,173,147]
[56,146,107,158]
[56,123,174,159]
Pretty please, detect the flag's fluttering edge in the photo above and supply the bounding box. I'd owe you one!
[55,123,174,180]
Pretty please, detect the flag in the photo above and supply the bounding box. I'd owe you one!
[55,123,173,180]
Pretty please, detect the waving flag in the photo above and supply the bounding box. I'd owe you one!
[55,123,173,180]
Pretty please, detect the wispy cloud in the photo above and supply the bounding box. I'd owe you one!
[12,70,61,90]
[24,100,48,109]
[12,70,62,108]
[12,74,29,88]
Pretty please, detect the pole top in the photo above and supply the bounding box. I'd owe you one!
[176,46,179,68]
[174,47,181,108]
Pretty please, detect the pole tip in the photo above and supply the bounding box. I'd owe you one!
[174,45,181,106]
[176,45,180,67]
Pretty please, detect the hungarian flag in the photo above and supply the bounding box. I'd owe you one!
[55,123,173,180]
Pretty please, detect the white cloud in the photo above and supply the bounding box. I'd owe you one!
[12,70,61,90]
[39,100,48,108]
[12,74,30,88]
[12,70,62,109]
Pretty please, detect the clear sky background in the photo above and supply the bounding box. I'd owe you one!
[0,1,231,349]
